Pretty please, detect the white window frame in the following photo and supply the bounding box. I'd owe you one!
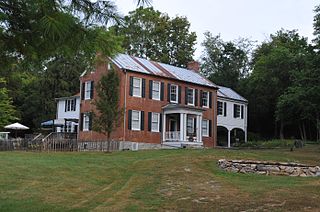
[202,119,209,137]
[152,81,161,101]
[107,62,112,70]
[132,77,142,97]
[234,104,241,119]
[151,112,160,132]
[83,113,90,131]
[187,88,195,106]
[187,116,195,135]
[65,99,76,112]
[217,101,224,116]
[84,81,92,100]
[170,84,178,103]
[131,110,141,131]
[202,91,209,108]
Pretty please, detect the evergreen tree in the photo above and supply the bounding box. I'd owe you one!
[93,67,122,151]
[0,78,17,129]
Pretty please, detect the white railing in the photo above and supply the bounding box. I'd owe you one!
[165,131,181,141]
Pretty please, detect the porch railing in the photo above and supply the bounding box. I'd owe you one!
[165,131,181,141]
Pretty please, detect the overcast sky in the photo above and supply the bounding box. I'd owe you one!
[115,0,318,59]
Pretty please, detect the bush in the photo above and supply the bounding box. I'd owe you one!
[239,139,295,149]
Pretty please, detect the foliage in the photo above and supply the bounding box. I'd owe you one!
[241,30,311,139]
[239,139,295,149]
[113,7,197,67]
[93,68,122,142]
[201,32,253,90]
[0,78,17,129]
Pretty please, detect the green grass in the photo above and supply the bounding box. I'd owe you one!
[0,145,320,211]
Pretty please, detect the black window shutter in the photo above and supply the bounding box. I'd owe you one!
[209,120,212,137]
[148,112,152,131]
[209,91,212,108]
[195,89,198,106]
[129,77,133,96]
[65,100,67,112]
[142,79,146,98]
[178,86,182,104]
[234,104,237,118]
[200,90,203,107]
[90,81,94,99]
[149,80,153,99]
[140,111,144,130]
[159,113,162,132]
[160,82,164,101]
[88,113,93,131]
[185,87,188,105]
[81,83,85,100]
[241,105,244,119]
[80,113,83,131]
[128,110,132,130]
[167,84,171,102]
[224,102,227,116]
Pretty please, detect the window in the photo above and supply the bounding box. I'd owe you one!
[187,116,195,136]
[187,88,195,105]
[170,84,178,103]
[234,104,241,118]
[152,81,161,100]
[202,119,209,137]
[84,81,93,100]
[131,110,141,130]
[151,113,160,132]
[202,91,209,107]
[133,77,142,97]
[83,113,91,131]
[107,62,112,70]
[65,98,76,112]
[218,101,223,115]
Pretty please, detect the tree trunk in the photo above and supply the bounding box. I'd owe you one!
[302,122,307,141]
[279,120,284,140]
[299,123,305,141]
[274,120,278,138]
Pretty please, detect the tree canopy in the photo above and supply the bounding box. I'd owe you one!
[113,7,197,67]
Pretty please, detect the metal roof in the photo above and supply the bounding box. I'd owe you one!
[111,54,217,88]
[217,86,247,102]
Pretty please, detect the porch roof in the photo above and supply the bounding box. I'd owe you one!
[162,104,206,113]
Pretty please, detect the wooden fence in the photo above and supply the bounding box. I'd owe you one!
[0,139,120,152]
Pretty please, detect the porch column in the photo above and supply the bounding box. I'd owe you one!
[183,113,187,141]
[180,113,185,141]
[195,115,202,143]
[162,113,166,142]
[227,129,231,148]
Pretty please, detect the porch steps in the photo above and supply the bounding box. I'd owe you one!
[162,142,203,149]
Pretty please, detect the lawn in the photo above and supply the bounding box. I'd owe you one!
[0,145,320,211]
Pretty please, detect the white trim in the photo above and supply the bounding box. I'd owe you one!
[83,113,90,131]
[131,110,141,131]
[152,81,161,101]
[202,91,209,108]
[202,119,209,137]
[151,112,160,132]
[84,81,92,100]
[132,77,142,98]
[170,84,178,103]
[187,88,195,106]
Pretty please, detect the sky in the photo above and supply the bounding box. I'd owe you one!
[115,0,318,59]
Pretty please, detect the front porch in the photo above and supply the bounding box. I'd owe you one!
[162,104,205,147]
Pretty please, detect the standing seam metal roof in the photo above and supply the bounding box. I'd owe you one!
[111,54,217,88]
[217,85,247,102]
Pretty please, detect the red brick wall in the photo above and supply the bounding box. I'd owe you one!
[79,59,217,147]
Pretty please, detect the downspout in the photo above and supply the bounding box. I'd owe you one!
[123,70,127,142]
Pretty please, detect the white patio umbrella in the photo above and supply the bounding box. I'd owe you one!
[4,122,29,137]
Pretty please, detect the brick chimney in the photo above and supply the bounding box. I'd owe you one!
[187,61,200,72]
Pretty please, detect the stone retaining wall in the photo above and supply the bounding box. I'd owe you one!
[218,159,320,177]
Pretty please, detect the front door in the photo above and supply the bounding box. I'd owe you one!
[170,119,177,132]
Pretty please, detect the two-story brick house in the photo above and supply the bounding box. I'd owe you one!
[79,54,218,148]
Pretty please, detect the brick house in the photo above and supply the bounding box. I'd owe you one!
[79,54,218,148]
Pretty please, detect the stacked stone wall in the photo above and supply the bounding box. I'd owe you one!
[218,159,320,177]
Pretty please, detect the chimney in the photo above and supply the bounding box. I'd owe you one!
[187,61,200,72]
